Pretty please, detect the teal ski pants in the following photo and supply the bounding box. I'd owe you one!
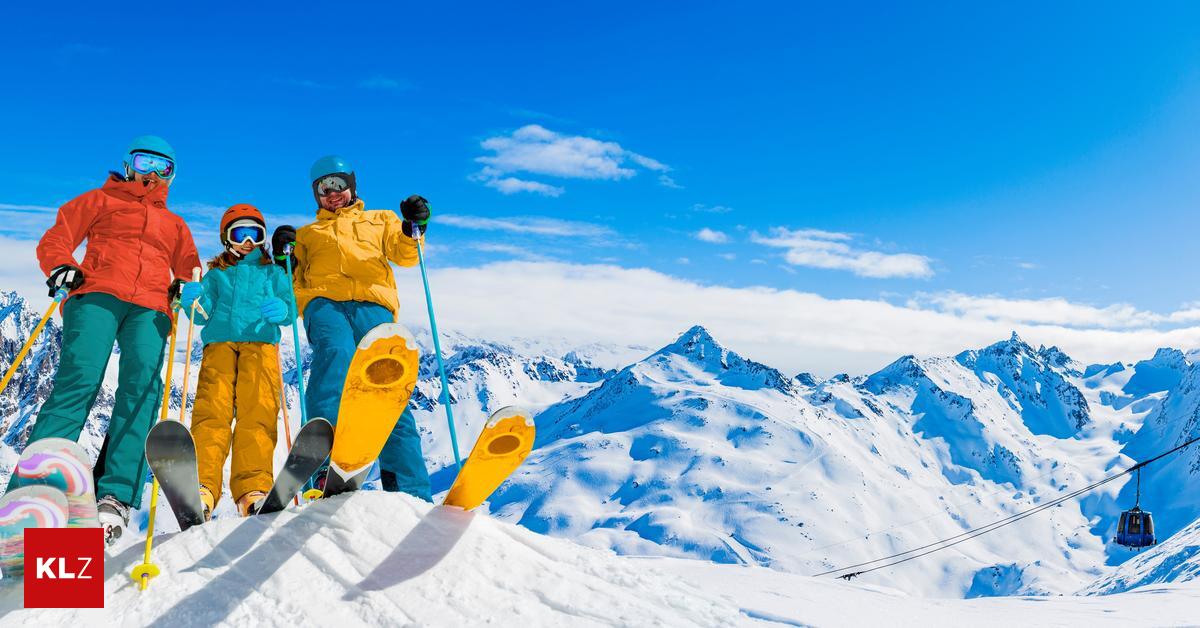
[22,292,170,508]
[304,298,431,501]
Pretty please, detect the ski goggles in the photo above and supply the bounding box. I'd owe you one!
[128,151,175,179]
[314,174,351,196]
[225,219,266,245]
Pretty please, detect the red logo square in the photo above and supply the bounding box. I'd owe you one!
[23,527,104,608]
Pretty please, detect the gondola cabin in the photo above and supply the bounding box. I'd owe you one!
[1115,506,1156,548]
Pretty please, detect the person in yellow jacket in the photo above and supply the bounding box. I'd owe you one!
[272,155,432,499]
[177,204,295,517]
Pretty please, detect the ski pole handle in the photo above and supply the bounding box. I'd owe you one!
[188,268,208,319]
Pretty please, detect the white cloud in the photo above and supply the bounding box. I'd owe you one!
[916,292,1163,329]
[438,215,614,238]
[694,228,729,244]
[753,227,934,279]
[719,253,737,261]
[676,257,690,265]
[474,125,670,194]
[388,261,1200,376]
[467,242,550,262]
[484,177,565,197]
[658,174,683,189]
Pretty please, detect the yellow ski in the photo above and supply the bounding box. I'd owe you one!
[444,406,535,510]
[327,323,420,488]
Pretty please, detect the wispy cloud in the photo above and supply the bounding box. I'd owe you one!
[358,75,411,90]
[473,125,674,194]
[914,292,1161,329]
[694,228,729,244]
[439,214,614,238]
[483,177,565,197]
[690,203,733,214]
[752,227,934,279]
[0,202,60,239]
[916,292,1200,330]
[658,174,683,189]
[467,242,551,262]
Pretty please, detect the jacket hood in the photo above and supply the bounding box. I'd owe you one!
[103,173,169,207]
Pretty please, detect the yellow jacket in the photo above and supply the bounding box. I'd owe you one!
[293,199,418,317]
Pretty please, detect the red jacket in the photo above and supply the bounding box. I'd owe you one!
[37,175,201,315]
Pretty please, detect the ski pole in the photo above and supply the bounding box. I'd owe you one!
[280,244,317,497]
[275,349,299,507]
[177,268,203,428]
[412,225,462,469]
[0,289,67,397]
[282,246,308,427]
[131,304,180,591]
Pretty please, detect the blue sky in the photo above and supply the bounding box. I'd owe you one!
[4,3,1200,372]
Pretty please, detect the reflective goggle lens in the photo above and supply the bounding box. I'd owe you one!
[315,174,350,196]
[130,152,175,178]
[228,224,265,245]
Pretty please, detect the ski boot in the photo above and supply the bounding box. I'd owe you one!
[96,495,130,546]
[199,486,215,522]
[236,491,266,517]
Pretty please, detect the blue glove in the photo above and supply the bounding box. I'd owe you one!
[179,281,203,310]
[260,297,288,324]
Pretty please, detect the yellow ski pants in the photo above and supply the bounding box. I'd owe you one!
[192,342,281,505]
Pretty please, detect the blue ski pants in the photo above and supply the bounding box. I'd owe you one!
[303,297,431,501]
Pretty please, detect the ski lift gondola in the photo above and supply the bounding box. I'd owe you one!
[1115,467,1156,549]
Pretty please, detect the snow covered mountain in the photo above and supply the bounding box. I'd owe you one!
[3,288,1200,600]
[475,327,1164,597]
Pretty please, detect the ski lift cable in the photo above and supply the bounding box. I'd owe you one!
[797,453,1103,559]
[816,433,1200,578]
[822,474,1125,579]
[813,471,1122,577]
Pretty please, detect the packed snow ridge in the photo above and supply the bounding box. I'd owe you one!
[4,492,1200,627]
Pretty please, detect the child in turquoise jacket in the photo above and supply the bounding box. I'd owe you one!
[178,204,295,517]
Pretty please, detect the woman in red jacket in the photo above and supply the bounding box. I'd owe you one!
[26,135,201,544]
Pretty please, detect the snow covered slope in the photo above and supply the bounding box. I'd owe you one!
[4,492,1200,627]
[1082,515,1200,595]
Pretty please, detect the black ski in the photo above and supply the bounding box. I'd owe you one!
[320,464,370,499]
[145,420,206,531]
[256,418,334,515]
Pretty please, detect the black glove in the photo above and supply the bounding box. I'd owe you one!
[46,264,84,297]
[167,278,186,307]
[400,194,431,237]
[271,225,298,270]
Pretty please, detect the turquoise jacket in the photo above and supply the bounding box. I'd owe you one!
[187,248,295,345]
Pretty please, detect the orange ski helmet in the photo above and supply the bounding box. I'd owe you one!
[220,203,267,255]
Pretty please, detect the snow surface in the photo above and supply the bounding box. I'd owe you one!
[4,492,1200,627]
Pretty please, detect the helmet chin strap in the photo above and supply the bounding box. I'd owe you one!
[226,241,247,258]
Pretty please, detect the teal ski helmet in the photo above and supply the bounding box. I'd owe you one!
[309,155,357,202]
[124,135,176,179]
